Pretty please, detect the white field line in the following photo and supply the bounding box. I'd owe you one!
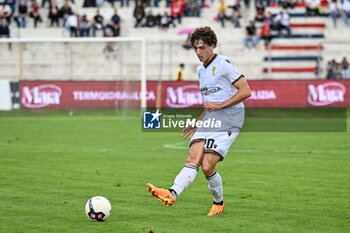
[163,142,348,154]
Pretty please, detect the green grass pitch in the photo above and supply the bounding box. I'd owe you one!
[0,110,349,233]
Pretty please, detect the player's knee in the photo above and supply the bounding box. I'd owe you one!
[186,143,204,166]
[201,164,215,177]
[186,150,202,166]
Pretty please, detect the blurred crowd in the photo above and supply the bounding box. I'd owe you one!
[329,0,350,28]
[326,57,349,79]
[0,0,209,38]
[1,0,350,39]
[0,0,122,37]
[1,0,350,67]
[132,0,203,28]
[1,0,350,79]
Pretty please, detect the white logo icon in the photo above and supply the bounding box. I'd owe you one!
[22,84,62,108]
[307,82,346,106]
[166,85,202,108]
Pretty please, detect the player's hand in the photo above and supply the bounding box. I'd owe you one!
[203,102,223,111]
[182,126,196,139]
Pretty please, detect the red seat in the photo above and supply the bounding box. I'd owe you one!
[267,45,323,50]
[291,23,325,28]
[263,67,316,73]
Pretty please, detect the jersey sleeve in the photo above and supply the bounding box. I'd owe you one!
[221,58,243,84]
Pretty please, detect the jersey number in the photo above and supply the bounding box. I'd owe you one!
[204,139,215,149]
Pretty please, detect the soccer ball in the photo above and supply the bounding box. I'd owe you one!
[85,196,112,221]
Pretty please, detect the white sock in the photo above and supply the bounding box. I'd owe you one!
[169,163,198,196]
[206,171,224,203]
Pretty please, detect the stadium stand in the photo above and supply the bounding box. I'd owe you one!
[0,0,350,80]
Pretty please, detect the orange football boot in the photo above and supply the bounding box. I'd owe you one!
[207,204,224,216]
[146,183,176,207]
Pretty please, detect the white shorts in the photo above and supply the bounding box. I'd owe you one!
[189,127,240,160]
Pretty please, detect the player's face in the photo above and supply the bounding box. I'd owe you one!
[193,39,215,65]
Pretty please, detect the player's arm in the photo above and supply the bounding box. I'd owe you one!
[182,109,206,139]
[203,77,251,111]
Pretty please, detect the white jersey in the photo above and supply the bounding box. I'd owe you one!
[196,54,245,129]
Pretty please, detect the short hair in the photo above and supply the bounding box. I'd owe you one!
[190,26,217,48]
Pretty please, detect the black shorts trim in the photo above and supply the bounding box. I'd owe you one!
[189,138,205,148]
[204,149,224,161]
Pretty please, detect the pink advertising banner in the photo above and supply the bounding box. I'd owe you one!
[20,80,350,109]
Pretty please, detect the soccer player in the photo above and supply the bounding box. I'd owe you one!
[147,26,251,216]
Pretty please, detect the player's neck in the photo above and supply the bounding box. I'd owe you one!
[203,53,217,68]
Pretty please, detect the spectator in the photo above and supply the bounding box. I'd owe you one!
[265,11,277,31]
[0,17,10,37]
[107,0,116,7]
[229,0,241,28]
[230,0,241,11]
[305,0,321,16]
[160,11,173,28]
[342,0,350,27]
[328,0,341,28]
[17,0,28,28]
[48,0,60,27]
[341,57,349,79]
[0,18,11,50]
[231,7,241,27]
[145,9,157,27]
[175,63,185,81]
[83,0,96,7]
[79,14,90,37]
[274,11,291,36]
[260,19,272,48]
[92,9,105,36]
[66,12,78,37]
[185,0,201,17]
[153,0,161,7]
[59,0,73,26]
[110,8,121,36]
[103,28,119,59]
[0,2,13,24]
[133,0,145,27]
[327,59,342,79]
[334,61,342,79]
[255,1,265,23]
[119,0,130,7]
[7,0,16,20]
[329,0,341,28]
[326,60,334,79]
[244,20,259,49]
[280,0,296,9]
[142,0,151,7]
[171,0,185,25]
[29,0,42,28]
[216,0,228,27]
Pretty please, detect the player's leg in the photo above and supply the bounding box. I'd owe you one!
[147,135,205,207]
[168,140,204,197]
[202,152,224,216]
[202,128,241,216]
